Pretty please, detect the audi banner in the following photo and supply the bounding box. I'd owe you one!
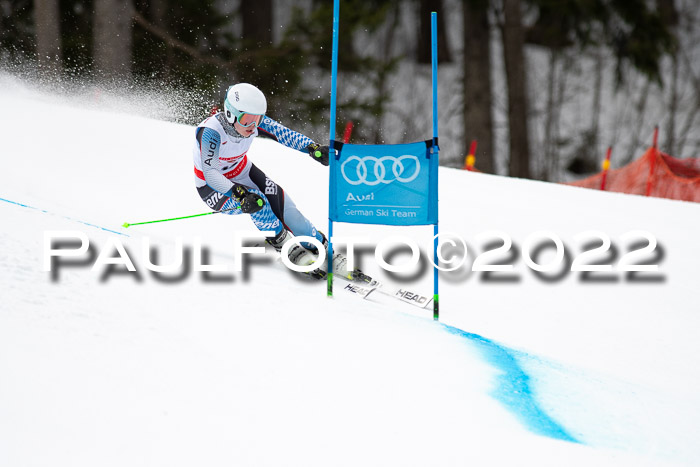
[329,141,438,226]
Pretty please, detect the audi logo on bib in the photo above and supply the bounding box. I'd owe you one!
[341,155,421,186]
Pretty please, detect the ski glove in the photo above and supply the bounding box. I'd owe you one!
[231,184,265,214]
[306,143,330,166]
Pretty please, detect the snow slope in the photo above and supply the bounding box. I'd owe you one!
[1,74,699,466]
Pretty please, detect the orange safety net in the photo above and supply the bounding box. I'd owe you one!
[567,147,700,203]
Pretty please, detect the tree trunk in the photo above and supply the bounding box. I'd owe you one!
[150,0,173,78]
[621,77,651,165]
[589,48,604,162]
[34,0,62,71]
[372,4,401,144]
[675,49,700,157]
[150,0,167,26]
[462,0,494,172]
[241,0,273,46]
[418,0,452,64]
[666,54,679,156]
[542,50,559,181]
[501,0,531,178]
[93,0,134,80]
[657,0,678,155]
[237,0,273,85]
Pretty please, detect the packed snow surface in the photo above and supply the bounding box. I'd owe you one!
[1,74,699,466]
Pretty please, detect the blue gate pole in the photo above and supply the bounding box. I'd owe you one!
[431,12,439,320]
[327,0,340,297]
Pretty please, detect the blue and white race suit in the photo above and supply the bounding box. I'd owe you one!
[192,113,322,242]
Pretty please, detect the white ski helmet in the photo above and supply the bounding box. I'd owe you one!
[223,83,267,125]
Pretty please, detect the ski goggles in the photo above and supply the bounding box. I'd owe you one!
[232,110,263,128]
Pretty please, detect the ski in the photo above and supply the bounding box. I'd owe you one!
[266,245,433,309]
[371,284,434,309]
[340,281,377,299]
[335,269,433,310]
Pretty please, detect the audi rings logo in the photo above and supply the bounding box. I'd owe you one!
[341,155,421,186]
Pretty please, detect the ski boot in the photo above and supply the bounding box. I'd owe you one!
[315,233,376,284]
[267,230,326,280]
[265,229,291,252]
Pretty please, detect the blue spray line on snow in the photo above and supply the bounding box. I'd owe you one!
[441,323,580,443]
[0,197,129,237]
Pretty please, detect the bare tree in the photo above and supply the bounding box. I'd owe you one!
[34,0,62,71]
[658,0,679,155]
[676,48,700,157]
[589,48,604,162]
[566,48,604,177]
[462,0,494,172]
[666,52,680,155]
[241,0,273,46]
[149,0,173,77]
[622,77,652,164]
[150,0,167,27]
[93,0,134,80]
[372,3,401,144]
[541,50,560,180]
[500,0,531,178]
[673,0,700,157]
[418,0,452,64]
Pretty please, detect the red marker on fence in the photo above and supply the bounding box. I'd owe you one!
[600,146,612,191]
[645,126,659,197]
[343,121,354,143]
[464,140,477,171]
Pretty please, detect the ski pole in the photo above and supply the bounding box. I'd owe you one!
[122,207,240,228]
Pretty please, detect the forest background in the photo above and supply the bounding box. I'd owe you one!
[1,0,698,181]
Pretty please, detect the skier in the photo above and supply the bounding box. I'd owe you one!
[192,82,344,278]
